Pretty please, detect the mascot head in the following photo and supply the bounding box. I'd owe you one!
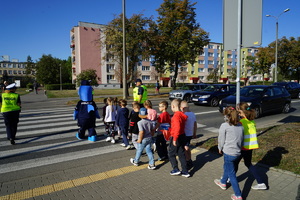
[78,80,93,101]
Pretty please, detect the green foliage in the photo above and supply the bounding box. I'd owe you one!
[35,54,72,85]
[207,68,220,83]
[26,83,33,89]
[152,0,210,89]
[248,81,272,86]
[44,83,76,90]
[76,69,98,87]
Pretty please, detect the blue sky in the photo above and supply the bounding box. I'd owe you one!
[1,0,299,62]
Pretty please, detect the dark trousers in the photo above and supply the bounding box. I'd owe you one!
[78,125,96,138]
[120,126,129,146]
[234,150,263,184]
[3,111,20,140]
[156,134,168,159]
[168,134,188,173]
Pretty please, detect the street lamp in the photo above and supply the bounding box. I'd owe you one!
[266,8,290,82]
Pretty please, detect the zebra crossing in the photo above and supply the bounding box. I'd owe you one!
[0,106,220,175]
[0,107,125,175]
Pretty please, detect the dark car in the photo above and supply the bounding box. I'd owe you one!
[272,82,300,99]
[191,84,237,107]
[219,85,291,118]
[169,83,209,102]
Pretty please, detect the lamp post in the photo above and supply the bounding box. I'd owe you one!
[60,64,62,91]
[266,8,290,82]
[122,0,128,99]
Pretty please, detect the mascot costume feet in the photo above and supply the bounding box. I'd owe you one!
[73,80,100,142]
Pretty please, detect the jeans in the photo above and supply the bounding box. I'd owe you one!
[134,137,154,165]
[234,150,263,184]
[120,126,129,146]
[221,153,242,197]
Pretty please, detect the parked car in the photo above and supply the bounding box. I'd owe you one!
[272,82,300,98]
[219,85,291,118]
[192,84,237,107]
[169,83,209,102]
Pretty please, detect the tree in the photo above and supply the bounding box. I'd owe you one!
[35,54,72,85]
[76,69,98,87]
[207,68,220,83]
[152,0,210,89]
[246,47,274,85]
[103,14,154,94]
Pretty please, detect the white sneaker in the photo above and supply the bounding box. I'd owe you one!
[111,139,115,144]
[120,143,126,147]
[106,137,111,142]
[251,183,267,190]
[126,145,132,150]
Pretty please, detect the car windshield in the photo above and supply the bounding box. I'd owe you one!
[240,87,265,97]
[181,85,196,90]
[203,85,221,92]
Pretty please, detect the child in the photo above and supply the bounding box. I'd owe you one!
[104,97,117,143]
[74,80,100,142]
[114,97,122,140]
[143,100,157,151]
[155,100,171,161]
[214,106,244,200]
[116,99,131,150]
[102,98,109,136]
[129,102,141,149]
[168,99,189,177]
[180,100,197,169]
[236,102,267,190]
[130,107,156,170]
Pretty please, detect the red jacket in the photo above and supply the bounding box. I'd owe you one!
[170,111,188,141]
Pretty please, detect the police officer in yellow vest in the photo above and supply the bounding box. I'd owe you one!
[133,79,148,108]
[0,83,21,145]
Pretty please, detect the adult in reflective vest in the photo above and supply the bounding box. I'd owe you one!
[133,79,148,107]
[0,83,21,145]
[235,102,267,190]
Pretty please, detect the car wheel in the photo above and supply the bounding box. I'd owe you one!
[183,94,191,102]
[254,106,261,119]
[282,103,290,113]
[210,97,219,107]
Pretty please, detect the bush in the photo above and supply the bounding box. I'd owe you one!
[249,81,273,86]
[26,83,33,89]
[44,83,76,90]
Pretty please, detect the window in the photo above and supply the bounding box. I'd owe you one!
[8,64,12,68]
[107,75,115,80]
[273,87,283,96]
[208,60,214,65]
[191,71,195,74]
[13,70,17,74]
[200,52,205,56]
[142,75,150,80]
[227,54,232,58]
[208,45,214,49]
[106,64,115,72]
[181,67,187,72]
[142,66,150,71]
[198,68,204,72]
[248,49,252,53]
[0,70,2,75]
[180,76,187,80]
[227,61,232,66]
[208,68,213,73]
[217,45,220,49]
[8,70,12,74]
[208,52,214,57]
[198,60,205,64]
[18,70,22,74]
[199,76,204,80]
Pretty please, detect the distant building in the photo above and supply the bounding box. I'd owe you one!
[70,22,269,88]
[0,56,34,84]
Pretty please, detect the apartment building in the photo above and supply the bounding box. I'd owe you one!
[70,22,267,88]
[0,56,30,84]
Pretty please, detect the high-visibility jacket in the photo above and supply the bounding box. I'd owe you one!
[1,93,21,113]
[133,85,148,104]
[240,117,259,150]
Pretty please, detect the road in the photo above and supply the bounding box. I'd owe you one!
[0,96,299,199]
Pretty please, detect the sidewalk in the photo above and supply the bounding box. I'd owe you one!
[4,91,299,200]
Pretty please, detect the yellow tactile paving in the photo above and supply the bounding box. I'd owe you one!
[0,148,201,200]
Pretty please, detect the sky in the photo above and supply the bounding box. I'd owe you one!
[1,0,299,62]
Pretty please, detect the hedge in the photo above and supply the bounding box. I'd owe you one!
[44,83,76,90]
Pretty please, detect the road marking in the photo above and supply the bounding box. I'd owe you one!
[0,149,200,200]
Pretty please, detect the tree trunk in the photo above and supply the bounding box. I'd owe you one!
[172,59,179,90]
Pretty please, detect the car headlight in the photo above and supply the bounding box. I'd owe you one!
[200,95,210,98]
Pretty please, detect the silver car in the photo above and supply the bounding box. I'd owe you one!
[169,83,209,102]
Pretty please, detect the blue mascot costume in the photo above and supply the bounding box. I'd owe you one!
[73,80,100,142]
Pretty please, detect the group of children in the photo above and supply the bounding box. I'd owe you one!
[75,88,267,200]
[215,102,267,200]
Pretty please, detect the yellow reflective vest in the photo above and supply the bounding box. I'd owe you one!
[133,85,148,104]
[1,93,21,113]
[240,117,259,150]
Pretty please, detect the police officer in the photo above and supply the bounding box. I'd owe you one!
[133,79,148,108]
[0,83,21,145]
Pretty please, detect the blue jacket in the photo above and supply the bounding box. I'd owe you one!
[116,107,129,128]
